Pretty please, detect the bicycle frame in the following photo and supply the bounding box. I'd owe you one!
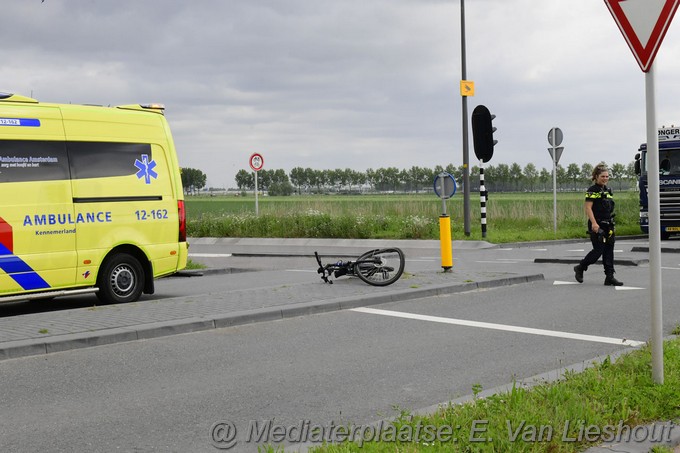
[314,248,405,287]
[314,252,354,284]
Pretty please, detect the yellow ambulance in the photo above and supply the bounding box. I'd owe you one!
[0,92,188,303]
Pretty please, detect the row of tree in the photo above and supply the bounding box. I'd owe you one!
[180,161,637,195]
[228,161,637,194]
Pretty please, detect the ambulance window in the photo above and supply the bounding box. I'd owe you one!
[68,142,152,179]
[0,140,69,182]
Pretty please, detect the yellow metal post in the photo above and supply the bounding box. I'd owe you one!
[439,214,453,271]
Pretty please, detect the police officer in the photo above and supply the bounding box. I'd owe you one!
[574,164,623,286]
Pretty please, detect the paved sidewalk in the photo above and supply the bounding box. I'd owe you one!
[0,238,542,361]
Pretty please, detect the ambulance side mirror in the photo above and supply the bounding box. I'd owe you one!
[634,153,641,176]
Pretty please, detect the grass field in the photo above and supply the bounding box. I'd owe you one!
[185,191,642,243]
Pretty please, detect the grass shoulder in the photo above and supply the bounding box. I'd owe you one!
[258,339,680,452]
[185,191,644,243]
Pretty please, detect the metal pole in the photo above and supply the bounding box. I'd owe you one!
[479,161,487,238]
[552,156,557,234]
[254,171,259,216]
[552,129,557,234]
[461,0,470,236]
[645,65,664,384]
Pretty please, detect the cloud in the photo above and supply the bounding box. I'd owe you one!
[2,0,679,188]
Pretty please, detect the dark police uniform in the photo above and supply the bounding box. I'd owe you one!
[580,183,616,278]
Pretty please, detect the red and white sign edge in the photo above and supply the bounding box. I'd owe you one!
[604,0,680,72]
[249,153,264,172]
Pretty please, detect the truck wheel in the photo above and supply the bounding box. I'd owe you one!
[96,253,145,303]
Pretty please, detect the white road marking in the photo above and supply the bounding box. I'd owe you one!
[475,261,517,264]
[189,253,232,257]
[615,286,645,291]
[530,248,548,251]
[497,258,534,262]
[553,280,580,285]
[351,307,645,347]
[567,249,623,252]
[662,266,680,270]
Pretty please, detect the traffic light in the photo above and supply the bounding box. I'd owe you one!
[471,105,497,163]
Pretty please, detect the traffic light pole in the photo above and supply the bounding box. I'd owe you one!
[471,103,496,239]
[461,0,471,236]
[479,162,486,238]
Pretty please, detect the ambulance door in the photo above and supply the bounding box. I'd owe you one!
[0,105,77,295]
[63,107,177,287]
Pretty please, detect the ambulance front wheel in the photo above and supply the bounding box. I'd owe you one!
[96,253,145,303]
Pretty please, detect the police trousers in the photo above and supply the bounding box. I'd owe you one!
[580,228,616,276]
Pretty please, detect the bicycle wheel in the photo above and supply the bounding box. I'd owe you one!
[354,248,405,287]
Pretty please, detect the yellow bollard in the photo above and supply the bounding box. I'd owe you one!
[439,214,453,271]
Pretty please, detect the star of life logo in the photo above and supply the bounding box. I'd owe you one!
[134,154,158,184]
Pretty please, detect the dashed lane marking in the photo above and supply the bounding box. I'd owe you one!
[350,307,645,347]
[475,261,517,264]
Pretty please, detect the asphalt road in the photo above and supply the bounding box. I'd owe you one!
[1,237,679,452]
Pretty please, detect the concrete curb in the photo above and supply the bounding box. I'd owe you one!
[174,267,256,277]
[466,235,650,249]
[631,246,680,254]
[0,273,543,362]
[188,237,498,250]
[534,258,649,266]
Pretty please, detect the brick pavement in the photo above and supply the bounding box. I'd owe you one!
[0,265,542,361]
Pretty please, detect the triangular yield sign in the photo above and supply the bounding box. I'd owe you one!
[547,147,564,164]
[604,0,680,72]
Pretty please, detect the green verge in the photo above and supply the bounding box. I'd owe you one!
[259,340,680,453]
[186,192,642,243]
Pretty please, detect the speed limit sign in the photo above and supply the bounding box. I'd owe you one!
[249,153,264,172]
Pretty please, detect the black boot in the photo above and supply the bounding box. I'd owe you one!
[574,265,584,283]
[604,275,623,286]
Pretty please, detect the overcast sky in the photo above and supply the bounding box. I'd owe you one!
[3,0,680,188]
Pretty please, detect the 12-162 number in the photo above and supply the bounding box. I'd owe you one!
[135,209,168,221]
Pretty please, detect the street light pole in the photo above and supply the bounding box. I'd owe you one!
[461,0,470,236]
